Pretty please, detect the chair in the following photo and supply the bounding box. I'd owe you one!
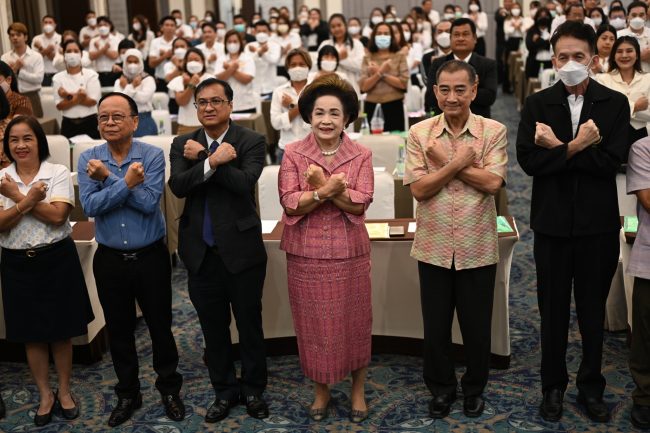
[71,140,104,174]
[617,172,637,216]
[151,110,172,136]
[40,93,62,128]
[152,92,170,110]
[258,165,283,220]
[139,135,176,181]
[539,69,557,89]
[46,135,71,170]
[357,134,403,174]
[366,170,395,219]
[405,85,422,113]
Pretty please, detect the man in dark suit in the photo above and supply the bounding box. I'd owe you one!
[168,78,269,423]
[424,18,497,118]
[516,21,629,424]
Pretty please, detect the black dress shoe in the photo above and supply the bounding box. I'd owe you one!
[34,390,57,427]
[577,393,610,423]
[205,399,236,423]
[539,389,563,422]
[107,393,142,427]
[428,392,456,419]
[59,392,80,420]
[162,394,185,421]
[0,394,5,419]
[463,395,485,418]
[631,404,650,429]
[242,395,269,419]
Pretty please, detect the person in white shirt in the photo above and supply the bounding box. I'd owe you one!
[79,11,98,50]
[188,15,202,43]
[270,48,312,163]
[596,36,650,145]
[592,24,616,73]
[148,16,177,92]
[167,48,215,134]
[215,30,257,113]
[52,39,101,139]
[399,21,424,87]
[362,8,385,39]
[318,14,365,96]
[308,45,350,84]
[32,15,61,86]
[52,30,92,72]
[196,22,224,75]
[617,1,650,72]
[273,15,302,78]
[114,49,157,136]
[164,37,190,84]
[247,20,281,99]
[608,5,627,31]
[171,9,194,40]
[127,15,155,62]
[347,17,366,48]
[422,0,441,25]
[89,16,120,87]
[550,4,596,34]
[1,22,44,117]
[215,21,228,45]
[464,0,489,56]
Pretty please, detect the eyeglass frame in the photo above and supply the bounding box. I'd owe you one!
[194,97,233,110]
[97,113,138,124]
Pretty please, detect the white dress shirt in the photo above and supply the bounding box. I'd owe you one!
[596,71,650,130]
[114,74,156,113]
[272,33,302,66]
[203,127,229,178]
[196,41,225,74]
[318,38,365,94]
[247,40,281,95]
[550,16,595,35]
[52,68,101,118]
[79,26,98,46]
[567,93,584,138]
[1,48,44,93]
[167,72,215,126]
[89,34,120,72]
[270,81,311,150]
[148,36,175,79]
[32,32,62,74]
[52,50,91,72]
[128,30,155,60]
[214,53,257,112]
[463,12,489,38]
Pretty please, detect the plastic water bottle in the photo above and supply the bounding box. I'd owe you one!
[395,141,405,177]
[360,114,370,135]
[158,119,165,135]
[370,104,385,134]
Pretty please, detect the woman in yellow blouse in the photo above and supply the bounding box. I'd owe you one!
[359,22,409,132]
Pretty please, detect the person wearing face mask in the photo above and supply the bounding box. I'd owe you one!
[168,48,215,135]
[588,7,608,29]
[233,15,256,43]
[52,31,92,72]
[188,15,202,43]
[608,6,628,31]
[422,0,441,25]
[272,16,303,78]
[550,2,597,34]
[79,11,99,50]
[247,21,281,100]
[524,0,542,30]
[149,16,178,92]
[399,21,424,87]
[164,37,190,84]
[128,15,154,62]
[270,48,313,162]
[0,61,32,143]
[204,10,216,24]
[215,30,257,113]
[32,15,61,86]
[421,20,454,85]
[495,0,514,90]
[52,39,101,139]
[114,49,158,136]
[112,39,137,76]
[89,16,121,87]
[525,9,554,78]
[359,23,409,131]
[347,17,368,47]
[516,21,630,424]
[617,2,650,72]
[464,0,489,55]
[170,9,194,40]
[197,23,225,75]
[215,22,228,44]
[301,8,330,52]
[309,45,349,83]
[503,1,525,93]
[362,8,385,39]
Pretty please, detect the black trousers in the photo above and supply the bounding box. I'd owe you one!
[419,261,497,398]
[94,240,182,398]
[534,231,619,397]
[364,98,405,132]
[61,115,100,139]
[187,248,267,400]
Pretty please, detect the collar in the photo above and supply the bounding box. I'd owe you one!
[5,161,55,186]
[97,140,143,166]
[545,78,611,105]
[609,71,645,86]
[433,112,480,138]
[205,125,229,145]
[292,132,363,172]
[454,52,472,63]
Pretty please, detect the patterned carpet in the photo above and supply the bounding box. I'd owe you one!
[0,92,641,432]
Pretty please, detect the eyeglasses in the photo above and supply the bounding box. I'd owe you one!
[97,113,135,124]
[437,87,469,96]
[194,98,231,110]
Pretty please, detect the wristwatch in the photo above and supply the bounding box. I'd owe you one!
[198,149,209,160]
[313,190,321,202]
[289,103,296,109]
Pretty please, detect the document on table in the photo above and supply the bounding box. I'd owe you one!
[365,223,390,239]
[261,220,278,234]
[408,222,417,233]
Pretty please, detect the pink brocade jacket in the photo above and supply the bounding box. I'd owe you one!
[278,132,374,259]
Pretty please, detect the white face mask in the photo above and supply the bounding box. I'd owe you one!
[217,28,226,38]
[278,24,289,34]
[403,31,411,41]
[174,48,187,59]
[530,8,538,17]
[321,59,337,71]
[186,60,203,74]
[175,18,183,27]
[226,42,240,54]
[288,66,309,81]
[511,8,521,16]
[436,31,451,48]
[348,25,360,35]
[556,59,590,86]
[469,4,480,12]
[371,16,383,25]
[592,17,602,27]
[444,13,455,20]
[98,26,110,36]
[255,32,269,44]
[132,22,142,32]
[270,23,277,31]
[43,24,54,34]
[87,17,97,27]
[64,52,81,67]
[611,17,626,29]
[205,16,213,23]
[125,63,143,77]
[630,16,646,30]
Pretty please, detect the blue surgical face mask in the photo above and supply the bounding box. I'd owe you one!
[375,35,391,49]
[234,23,246,33]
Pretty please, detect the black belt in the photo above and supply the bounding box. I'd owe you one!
[64,114,96,125]
[3,237,70,258]
[98,239,164,261]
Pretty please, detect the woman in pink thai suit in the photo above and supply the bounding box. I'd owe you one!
[278,74,374,424]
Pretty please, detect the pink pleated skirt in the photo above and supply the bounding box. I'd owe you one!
[286,253,372,384]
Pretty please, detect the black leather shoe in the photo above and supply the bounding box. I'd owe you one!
[242,395,269,419]
[34,390,57,427]
[162,394,185,421]
[463,395,485,418]
[577,393,610,423]
[428,392,456,419]
[539,389,563,422]
[631,404,650,429]
[205,399,236,423]
[59,392,80,420]
[107,393,142,427]
[0,394,5,419]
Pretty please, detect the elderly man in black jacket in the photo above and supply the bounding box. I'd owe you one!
[516,21,629,424]
[424,18,497,118]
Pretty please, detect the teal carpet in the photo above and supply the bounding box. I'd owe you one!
[0,92,641,432]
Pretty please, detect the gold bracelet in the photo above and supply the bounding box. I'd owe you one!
[15,203,23,214]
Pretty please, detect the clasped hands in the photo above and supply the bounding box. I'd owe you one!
[0,174,48,210]
[86,159,145,189]
[303,164,347,199]
[534,120,601,150]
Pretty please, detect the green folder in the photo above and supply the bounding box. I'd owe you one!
[497,216,513,233]
[624,215,639,233]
